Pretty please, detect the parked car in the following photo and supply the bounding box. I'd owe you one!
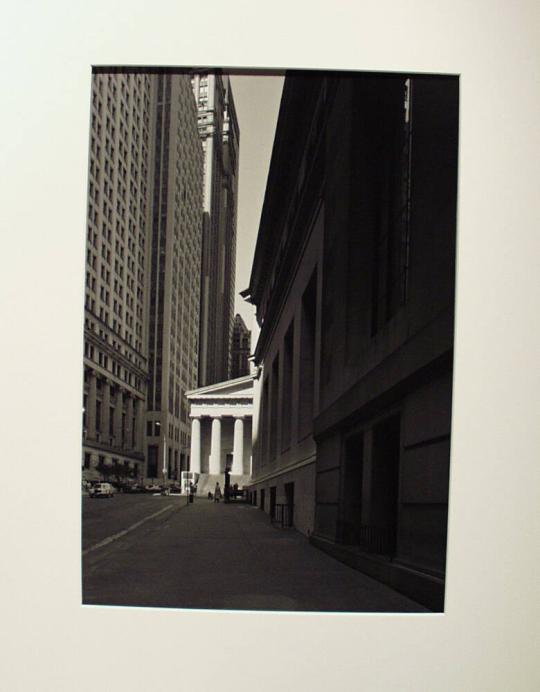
[126,484,145,494]
[86,480,102,497]
[144,484,162,494]
[91,482,115,498]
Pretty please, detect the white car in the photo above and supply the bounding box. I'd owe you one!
[90,482,115,498]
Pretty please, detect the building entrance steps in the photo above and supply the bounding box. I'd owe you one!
[195,473,251,497]
[83,498,429,612]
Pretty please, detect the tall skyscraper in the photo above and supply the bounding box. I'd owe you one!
[191,72,240,386]
[82,72,154,480]
[230,313,251,378]
[145,73,204,481]
[82,70,204,484]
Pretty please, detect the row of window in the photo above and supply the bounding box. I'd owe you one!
[85,317,145,369]
[85,309,143,362]
[84,343,144,391]
[83,451,141,477]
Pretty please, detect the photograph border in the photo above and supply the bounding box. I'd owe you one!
[2,1,539,690]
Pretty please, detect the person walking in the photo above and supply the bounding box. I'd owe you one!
[214,482,222,503]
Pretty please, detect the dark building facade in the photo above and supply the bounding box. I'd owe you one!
[243,72,458,610]
[230,313,251,378]
[191,73,240,386]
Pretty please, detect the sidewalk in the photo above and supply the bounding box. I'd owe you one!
[83,499,428,612]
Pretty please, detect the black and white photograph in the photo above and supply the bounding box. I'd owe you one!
[2,1,539,690]
[81,68,458,613]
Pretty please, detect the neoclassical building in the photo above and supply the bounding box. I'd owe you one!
[186,375,253,494]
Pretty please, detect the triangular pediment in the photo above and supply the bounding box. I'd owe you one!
[186,374,254,401]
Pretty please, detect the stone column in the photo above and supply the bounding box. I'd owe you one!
[87,371,97,440]
[190,416,201,474]
[209,416,222,474]
[232,417,244,475]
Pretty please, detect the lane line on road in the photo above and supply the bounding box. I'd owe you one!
[82,504,175,556]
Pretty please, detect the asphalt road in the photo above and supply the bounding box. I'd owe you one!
[82,496,428,613]
[82,492,188,551]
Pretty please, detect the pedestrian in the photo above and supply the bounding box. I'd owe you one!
[214,482,222,503]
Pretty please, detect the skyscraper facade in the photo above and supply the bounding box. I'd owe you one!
[145,73,204,481]
[82,72,154,480]
[230,313,251,378]
[191,73,240,386]
[82,70,204,484]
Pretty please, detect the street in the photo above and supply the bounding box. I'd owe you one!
[82,492,188,552]
[82,496,428,612]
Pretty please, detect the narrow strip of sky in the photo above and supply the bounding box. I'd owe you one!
[229,74,284,334]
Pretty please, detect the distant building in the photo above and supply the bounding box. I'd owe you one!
[230,314,251,378]
[82,71,154,481]
[191,73,240,386]
[144,73,204,482]
[186,374,254,496]
[242,72,458,610]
